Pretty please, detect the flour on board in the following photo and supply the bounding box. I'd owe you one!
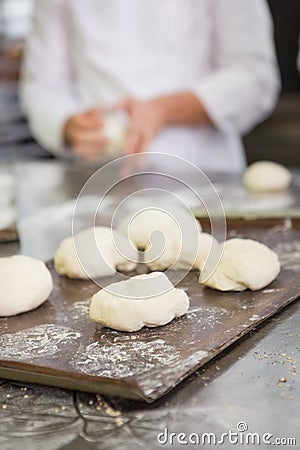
[0,324,81,360]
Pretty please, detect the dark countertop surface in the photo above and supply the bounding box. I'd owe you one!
[0,160,299,450]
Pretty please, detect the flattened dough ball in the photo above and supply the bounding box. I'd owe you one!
[90,272,190,332]
[201,238,280,292]
[243,161,292,193]
[0,255,53,317]
[54,226,138,280]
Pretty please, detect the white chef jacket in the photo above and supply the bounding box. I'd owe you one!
[20,0,280,173]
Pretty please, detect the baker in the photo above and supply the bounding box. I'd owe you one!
[20,0,280,173]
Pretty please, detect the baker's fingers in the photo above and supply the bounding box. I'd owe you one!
[87,106,103,116]
[125,128,142,155]
[72,130,106,146]
[137,135,151,154]
[112,98,134,113]
[75,107,104,129]
[75,116,103,130]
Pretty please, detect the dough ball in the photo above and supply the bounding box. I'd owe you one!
[54,226,138,280]
[89,272,190,332]
[243,161,292,193]
[0,255,53,317]
[118,209,179,250]
[201,238,280,292]
[102,112,128,156]
[173,232,220,271]
[118,208,202,271]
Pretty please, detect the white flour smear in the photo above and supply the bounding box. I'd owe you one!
[72,339,180,378]
[274,241,300,271]
[0,324,81,360]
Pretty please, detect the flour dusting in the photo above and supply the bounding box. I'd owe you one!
[140,349,209,396]
[274,241,300,271]
[72,338,180,378]
[71,300,91,321]
[249,314,261,322]
[0,324,81,360]
[186,306,233,328]
[71,330,208,398]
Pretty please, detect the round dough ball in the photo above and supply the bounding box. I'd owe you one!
[54,226,138,280]
[173,232,220,271]
[90,272,190,332]
[201,238,280,292]
[118,208,202,271]
[0,255,53,317]
[243,161,292,193]
[119,209,181,250]
[102,112,128,156]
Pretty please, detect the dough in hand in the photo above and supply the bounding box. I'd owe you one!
[243,161,292,193]
[90,272,190,332]
[54,226,138,280]
[102,112,128,156]
[201,238,280,291]
[0,255,53,317]
[118,208,202,271]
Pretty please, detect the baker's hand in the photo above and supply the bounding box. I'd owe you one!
[115,98,166,154]
[63,107,106,159]
[115,93,211,155]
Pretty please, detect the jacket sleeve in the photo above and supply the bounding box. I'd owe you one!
[192,0,281,136]
[19,0,81,156]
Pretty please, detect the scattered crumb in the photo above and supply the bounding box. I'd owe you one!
[279,377,287,383]
[253,350,297,400]
[105,406,121,418]
[280,392,294,401]
[94,395,122,418]
[115,417,124,427]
